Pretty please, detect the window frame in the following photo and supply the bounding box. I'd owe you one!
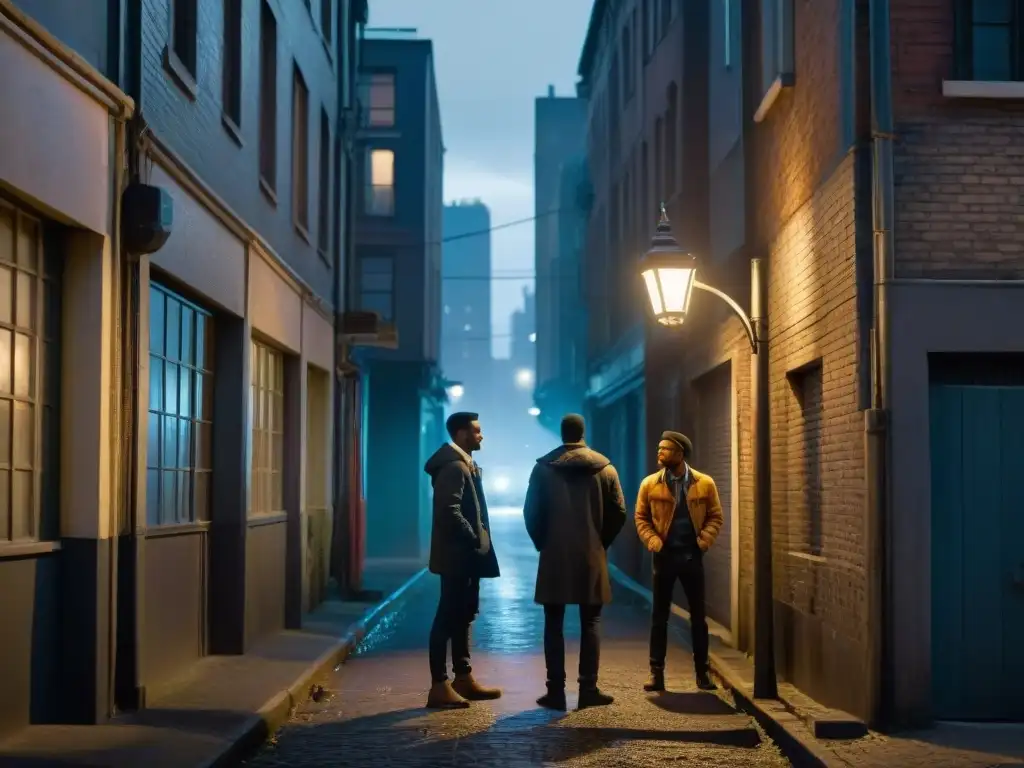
[292,63,311,236]
[146,283,215,528]
[317,107,332,258]
[364,147,395,217]
[259,0,279,199]
[754,0,795,122]
[357,254,395,322]
[249,339,286,518]
[166,0,199,97]
[321,0,334,48]
[361,71,396,128]
[0,201,61,544]
[953,0,1024,82]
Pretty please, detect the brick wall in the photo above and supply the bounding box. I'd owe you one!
[765,155,867,719]
[139,0,339,303]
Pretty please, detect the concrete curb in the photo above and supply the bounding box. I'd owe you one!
[608,564,834,768]
[202,567,429,768]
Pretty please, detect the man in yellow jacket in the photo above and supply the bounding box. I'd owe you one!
[634,431,724,692]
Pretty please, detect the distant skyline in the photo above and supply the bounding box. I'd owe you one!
[365,0,593,357]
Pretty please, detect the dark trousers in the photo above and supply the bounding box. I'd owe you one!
[542,604,603,690]
[649,551,709,674]
[429,575,480,683]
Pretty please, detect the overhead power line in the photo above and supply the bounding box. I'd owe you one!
[438,207,562,245]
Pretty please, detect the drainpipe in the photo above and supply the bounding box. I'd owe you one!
[866,0,895,730]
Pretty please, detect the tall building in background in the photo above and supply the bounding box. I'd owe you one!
[509,286,536,369]
[442,200,492,405]
[533,85,587,435]
[353,30,446,566]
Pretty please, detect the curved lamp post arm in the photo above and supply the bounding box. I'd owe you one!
[692,280,758,353]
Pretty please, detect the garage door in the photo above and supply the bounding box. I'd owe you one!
[694,362,733,630]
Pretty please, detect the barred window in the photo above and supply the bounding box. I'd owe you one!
[0,202,61,542]
[250,339,285,516]
[146,284,214,526]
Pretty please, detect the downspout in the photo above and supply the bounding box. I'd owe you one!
[866,0,896,730]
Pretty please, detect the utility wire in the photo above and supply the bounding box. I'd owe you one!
[438,208,561,245]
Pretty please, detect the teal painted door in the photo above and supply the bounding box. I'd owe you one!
[930,384,1024,721]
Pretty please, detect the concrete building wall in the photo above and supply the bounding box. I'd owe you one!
[442,200,492,391]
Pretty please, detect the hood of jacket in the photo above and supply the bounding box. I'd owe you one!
[424,443,470,478]
[536,442,610,474]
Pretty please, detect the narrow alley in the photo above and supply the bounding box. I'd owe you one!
[244,512,790,767]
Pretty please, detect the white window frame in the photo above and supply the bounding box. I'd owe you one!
[250,339,285,517]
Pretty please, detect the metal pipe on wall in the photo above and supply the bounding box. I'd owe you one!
[866,0,896,729]
[750,257,777,699]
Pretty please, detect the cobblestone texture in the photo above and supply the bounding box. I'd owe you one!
[244,513,790,767]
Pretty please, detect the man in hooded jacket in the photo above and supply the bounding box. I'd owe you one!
[523,413,627,711]
[423,411,502,709]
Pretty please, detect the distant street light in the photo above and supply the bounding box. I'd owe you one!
[639,204,775,699]
[527,406,541,417]
[528,332,537,343]
[514,368,535,389]
[448,384,465,399]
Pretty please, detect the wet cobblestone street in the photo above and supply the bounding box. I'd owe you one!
[245,511,790,767]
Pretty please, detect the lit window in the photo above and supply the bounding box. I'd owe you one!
[365,148,395,216]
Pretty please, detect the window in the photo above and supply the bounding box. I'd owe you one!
[223,0,243,129]
[318,108,332,254]
[759,0,795,97]
[954,0,1024,81]
[665,84,678,197]
[0,202,61,542]
[361,72,395,127]
[723,0,733,68]
[146,285,213,527]
[358,255,394,321]
[171,0,198,79]
[259,1,278,192]
[321,0,333,46]
[789,362,823,557]
[364,148,395,216]
[250,340,284,517]
[292,64,310,232]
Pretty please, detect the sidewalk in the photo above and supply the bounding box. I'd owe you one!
[0,564,427,768]
[609,564,1024,768]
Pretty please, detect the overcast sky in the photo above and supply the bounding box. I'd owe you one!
[366,0,593,357]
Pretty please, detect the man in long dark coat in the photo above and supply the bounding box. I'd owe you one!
[523,413,627,711]
[423,411,502,708]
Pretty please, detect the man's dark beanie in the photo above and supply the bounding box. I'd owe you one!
[662,430,693,459]
[561,413,586,443]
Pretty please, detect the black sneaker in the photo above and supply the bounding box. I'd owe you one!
[577,688,614,709]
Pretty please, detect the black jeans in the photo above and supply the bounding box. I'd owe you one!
[649,551,709,674]
[429,575,480,683]
[542,604,603,690]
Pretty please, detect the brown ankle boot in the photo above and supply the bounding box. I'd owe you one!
[426,680,470,709]
[452,673,502,700]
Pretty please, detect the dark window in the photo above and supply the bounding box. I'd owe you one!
[318,108,331,253]
[292,64,310,231]
[321,0,333,45]
[360,72,396,127]
[259,1,278,191]
[955,0,1023,81]
[223,0,243,127]
[172,0,198,77]
[788,363,823,557]
[249,340,284,517]
[0,202,61,542]
[146,285,214,527]
[358,255,394,321]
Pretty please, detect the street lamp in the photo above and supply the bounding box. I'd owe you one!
[639,204,777,700]
[527,406,541,417]
[447,383,464,400]
[514,368,535,389]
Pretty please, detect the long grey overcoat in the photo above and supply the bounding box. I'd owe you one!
[523,442,627,605]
